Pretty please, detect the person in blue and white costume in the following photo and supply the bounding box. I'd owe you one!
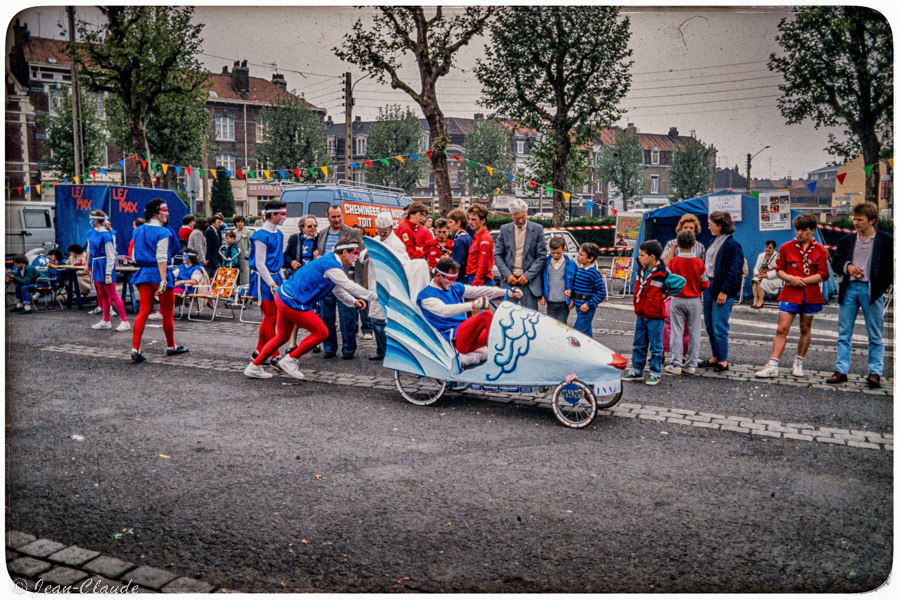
[174,250,207,297]
[85,210,130,332]
[244,236,377,380]
[130,199,189,363]
[417,257,522,367]
[249,200,287,362]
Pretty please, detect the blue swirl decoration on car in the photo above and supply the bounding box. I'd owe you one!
[487,304,540,381]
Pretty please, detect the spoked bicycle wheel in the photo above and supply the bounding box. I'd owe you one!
[551,380,598,428]
[595,386,624,409]
[394,371,447,406]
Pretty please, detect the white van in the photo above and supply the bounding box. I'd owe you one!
[5,201,56,256]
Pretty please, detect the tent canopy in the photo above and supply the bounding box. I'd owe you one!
[632,190,837,301]
[55,185,188,257]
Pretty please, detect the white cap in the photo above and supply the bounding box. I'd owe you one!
[374,212,394,229]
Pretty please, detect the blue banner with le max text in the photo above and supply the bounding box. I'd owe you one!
[54,185,187,256]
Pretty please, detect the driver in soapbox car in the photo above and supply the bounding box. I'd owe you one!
[416,257,522,367]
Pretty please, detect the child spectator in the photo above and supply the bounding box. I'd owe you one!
[220,231,241,268]
[447,209,471,282]
[433,218,453,259]
[570,243,607,336]
[663,230,709,375]
[7,254,40,314]
[465,204,494,286]
[622,240,686,386]
[541,236,576,324]
[178,214,195,252]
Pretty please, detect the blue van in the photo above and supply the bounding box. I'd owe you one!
[279,181,412,229]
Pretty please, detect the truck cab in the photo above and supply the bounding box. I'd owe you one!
[6,201,55,257]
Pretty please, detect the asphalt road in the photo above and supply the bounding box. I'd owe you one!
[4,297,894,592]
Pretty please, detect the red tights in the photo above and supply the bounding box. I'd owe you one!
[255,300,279,358]
[254,296,329,366]
[94,281,127,323]
[455,311,493,354]
[132,283,175,351]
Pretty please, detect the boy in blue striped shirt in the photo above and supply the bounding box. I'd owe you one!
[571,243,607,337]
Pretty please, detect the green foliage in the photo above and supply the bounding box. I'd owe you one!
[69,6,207,187]
[769,7,892,204]
[485,215,617,247]
[174,189,190,208]
[365,105,427,193]
[256,94,331,181]
[524,137,592,198]
[668,137,715,202]
[475,6,632,225]
[210,169,235,217]
[595,128,644,205]
[37,89,106,180]
[463,119,515,198]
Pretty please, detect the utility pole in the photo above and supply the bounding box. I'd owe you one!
[746,145,771,194]
[67,6,83,180]
[344,72,353,184]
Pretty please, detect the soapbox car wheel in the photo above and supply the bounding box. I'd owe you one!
[551,380,598,428]
[394,371,446,406]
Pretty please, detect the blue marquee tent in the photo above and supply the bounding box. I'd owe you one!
[631,190,837,301]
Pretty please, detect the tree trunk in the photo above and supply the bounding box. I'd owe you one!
[422,91,452,216]
[129,117,153,188]
[859,128,881,207]
[552,134,571,227]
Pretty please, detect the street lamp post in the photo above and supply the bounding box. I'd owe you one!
[746,145,771,194]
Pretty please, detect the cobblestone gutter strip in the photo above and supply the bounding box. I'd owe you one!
[6,531,220,593]
[41,343,893,452]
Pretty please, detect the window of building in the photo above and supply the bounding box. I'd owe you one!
[215,115,235,141]
[516,140,525,155]
[650,175,659,194]
[651,149,660,165]
[355,137,366,155]
[48,57,58,64]
[327,137,335,155]
[215,153,236,173]
[256,120,265,143]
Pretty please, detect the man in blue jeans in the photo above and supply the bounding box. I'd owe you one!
[316,205,363,359]
[827,202,893,389]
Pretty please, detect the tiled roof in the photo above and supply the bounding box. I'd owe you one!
[596,128,687,151]
[20,36,73,68]
[206,73,319,109]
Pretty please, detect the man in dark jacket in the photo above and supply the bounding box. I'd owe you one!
[7,254,41,314]
[826,202,893,389]
[494,198,547,310]
[315,205,363,358]
[204,214,223,277]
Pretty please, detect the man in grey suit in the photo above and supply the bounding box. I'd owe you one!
[494,198,547,310]
[316,204,363,359]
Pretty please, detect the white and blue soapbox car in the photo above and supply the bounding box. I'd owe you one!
[365,237,627,428]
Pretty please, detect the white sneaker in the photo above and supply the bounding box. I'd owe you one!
[244,363,273,379]
[362,333,374,340]
[754,364,779,378]
[92,307,103,314]
[110,308,117,318]
[92,320,111,330]
[147,312,162,321]
[277,357,305,380]
[682,366,696,375]
[792,360,805,377]
[663,364,682,375]
[115,321,131,332]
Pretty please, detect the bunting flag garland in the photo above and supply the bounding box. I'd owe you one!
[161,164,168,175]
[130,155,137,165]
[426,151,433,161]
[469,160,478,170]
[175,166,180,176]
[486,166,493,177]
[394,156,404,164]
[836,173,847,185]
[410,153,419,160]
[379,158,390,166]
[211,169,217,179]
[528,181,536,190]
[864,164,875,177]
[321,166,328,177]
[806,181,817,194]
[308,168,315,177]
[452,155,462,165]
[140,159,147,171]
[236,170,243,180]
[278,169,284,179]
[562,192,571,202]
[151,162,157,172]
[365,160,373,168]
[91,171,96,179]
[586,200,594,212]
[293,168,301,179]
[119,160,125,170]
[349,163,358,170]
[544,185,552,195]
[186,167,191,177]
[263,170,270,180]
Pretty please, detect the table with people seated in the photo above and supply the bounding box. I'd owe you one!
[56,264,139,313]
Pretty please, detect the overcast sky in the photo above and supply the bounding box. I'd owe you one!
[8,3,896,180]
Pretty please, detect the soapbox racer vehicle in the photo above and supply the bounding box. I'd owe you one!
[365,237,627,428]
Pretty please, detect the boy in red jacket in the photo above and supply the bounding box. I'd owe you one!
[465,204,494,286]
[663,230,709,375]
[623,240,686,386]
[755,213,830,379]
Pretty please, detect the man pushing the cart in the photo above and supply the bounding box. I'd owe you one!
[417,257,522,366]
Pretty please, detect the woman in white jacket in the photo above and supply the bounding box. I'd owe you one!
[750,240,783,309]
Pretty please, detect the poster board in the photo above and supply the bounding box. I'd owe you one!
[708,193,743,222]
[615,212,643,248]
[757,191,792,231]
[612,257,632,280]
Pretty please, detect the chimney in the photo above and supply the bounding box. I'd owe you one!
[668,126,679,139]
[222,65,229,74]
[474,113,484,120]
[232,60,250,97]
[271,73,286,89]
[325,116,333,125]
[10,20,32,87]
[625,122,637,134]
[355,115,361,122]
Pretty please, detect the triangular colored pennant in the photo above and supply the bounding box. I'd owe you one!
[162,164,168,175]
[25,186,30,194]
[379,158,390,166]
[349,163,358,170]
[394,156,404,164]
[151,162,157,171]
[198,168,203,177]
[211,169,217,179]
[293,169,301,179]
[545,185,552,195]
[586,201,594,211]
[864,164,875,177]
[562,192,571,202]
[248,170,254,178]
[17,187,22,194]
[236,170,243,180]
[469,160,477,169]
[140,159,147,170]
[130,155,137,165]
[308,168,316,177]
[321,166,328,177]
[507,173,514,183]
[74,177,79,184]
[119,160,125,169]
[453,155,461,165]
[64,179,68,184]
[528,181,536,190]
[611,208,617,216]
[91,171,96,179]
[186,167,191,176]
[264,170,270,180]
[494,188,500,195]
[410,153,419,160]
[175,166,180,176]
[889,158,894,169]
[364,161,373,168]
[806,181,817,194]
[425,151,433,162]
[836,172,847,185]
[278,169,285,179]
[751,191,759,199]
[100,168,107,176]
[486,166,493,176]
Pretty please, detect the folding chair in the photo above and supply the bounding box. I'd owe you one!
[33,259,66,310]
[608,256,633,296]
[186,267,239,322]
[883,285,893,316]
[236,284,263,324]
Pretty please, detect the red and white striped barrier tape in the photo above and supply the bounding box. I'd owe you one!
[818,225,855,233]
[546,225,616,231]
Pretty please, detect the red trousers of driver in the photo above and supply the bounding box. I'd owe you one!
[454,310,493,354]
